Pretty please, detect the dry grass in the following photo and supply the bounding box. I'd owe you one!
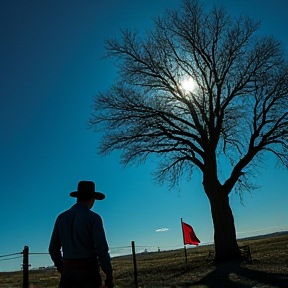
[111,233,288,287]
[1,233,287,287]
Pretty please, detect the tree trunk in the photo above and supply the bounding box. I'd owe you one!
[209,190,242,262]
[203,154,242,262]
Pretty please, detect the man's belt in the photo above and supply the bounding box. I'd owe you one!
[63,257,99,271]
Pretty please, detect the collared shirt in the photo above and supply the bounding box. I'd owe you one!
[49,203,112,273]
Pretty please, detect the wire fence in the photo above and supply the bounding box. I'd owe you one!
[0,251,23,272]
[0,243,182,271]
[0,252,23,261]
[0,242,193,287]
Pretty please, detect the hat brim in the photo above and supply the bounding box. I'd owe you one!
[69,191,105,200]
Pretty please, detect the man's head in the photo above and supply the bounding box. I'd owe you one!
[77,196,95,209]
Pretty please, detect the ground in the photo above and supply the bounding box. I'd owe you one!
[0,233,287,287]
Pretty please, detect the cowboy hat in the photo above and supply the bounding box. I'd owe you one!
[70,181,105,200]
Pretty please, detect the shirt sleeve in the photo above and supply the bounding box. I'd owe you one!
[48,218,63,272]
[91,215,112,273]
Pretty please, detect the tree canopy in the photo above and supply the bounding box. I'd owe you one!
[90,0,288,196]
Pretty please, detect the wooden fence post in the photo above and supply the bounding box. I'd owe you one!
[22,245,29,288]
[131,241,139,288]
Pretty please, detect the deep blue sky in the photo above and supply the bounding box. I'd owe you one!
[1,0,287,272]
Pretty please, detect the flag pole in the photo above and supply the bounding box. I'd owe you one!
[180,218,188,265]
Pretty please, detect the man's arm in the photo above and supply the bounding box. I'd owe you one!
[48,219,63,273]
[92,215,114,286]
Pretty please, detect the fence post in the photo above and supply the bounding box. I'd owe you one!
[22,245,29,288]
[131,241,138,288]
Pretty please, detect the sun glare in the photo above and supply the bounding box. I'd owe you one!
[181,77,197,92]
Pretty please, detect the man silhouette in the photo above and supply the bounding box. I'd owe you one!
[49,181,114,288]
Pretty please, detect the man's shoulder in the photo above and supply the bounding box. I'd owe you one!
[56,204,102,221]
[56,207,72,219]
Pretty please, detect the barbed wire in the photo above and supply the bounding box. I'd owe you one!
[0,255,22,262]
[0,240,215,266]
[0,243,186,260]
[0,252,22,263]
[0,244,176,263]
[109,246,131,250]
[0,252,22,258]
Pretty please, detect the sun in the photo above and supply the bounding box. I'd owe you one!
[181,77,197,92]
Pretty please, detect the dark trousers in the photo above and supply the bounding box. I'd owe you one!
[59,258,102,288]
[59,269,102,288]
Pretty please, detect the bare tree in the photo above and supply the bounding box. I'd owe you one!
[90,0,288,262]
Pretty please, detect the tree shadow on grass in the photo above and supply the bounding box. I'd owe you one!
[191,260,288,288]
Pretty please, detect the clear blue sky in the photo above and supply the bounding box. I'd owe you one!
[0,0,287,272]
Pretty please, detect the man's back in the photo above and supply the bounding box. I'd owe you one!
[49,202,111,271]
[54,203,106,258]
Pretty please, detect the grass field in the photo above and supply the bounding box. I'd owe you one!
[0,232,287,287]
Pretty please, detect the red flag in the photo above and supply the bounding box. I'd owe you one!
[181,221,200,245]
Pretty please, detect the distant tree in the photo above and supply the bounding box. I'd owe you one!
[90,0,288,262]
